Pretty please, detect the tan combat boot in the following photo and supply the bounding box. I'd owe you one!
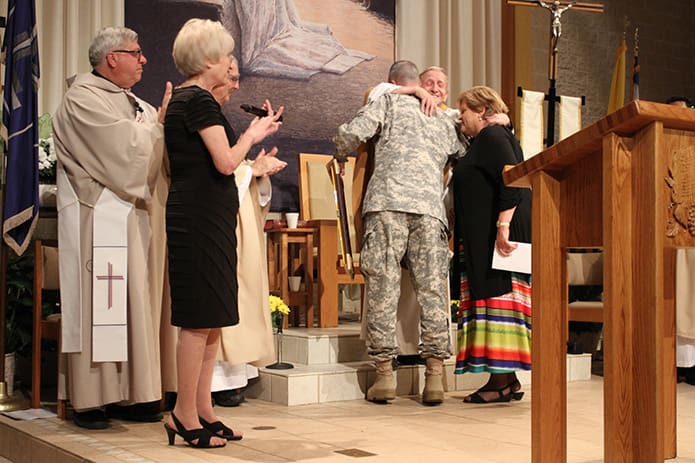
[366,359,396,402]
[422,357,444,405]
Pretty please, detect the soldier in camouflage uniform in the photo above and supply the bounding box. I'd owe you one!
[334,61,464,405]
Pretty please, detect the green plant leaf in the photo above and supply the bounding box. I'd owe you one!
[38,113,53,139]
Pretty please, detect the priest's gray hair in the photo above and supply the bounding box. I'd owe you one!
[387,60,419,86]
[89,27,139,68]
[172,18,235,77]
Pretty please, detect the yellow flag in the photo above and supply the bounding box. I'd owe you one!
[607,37,627,113]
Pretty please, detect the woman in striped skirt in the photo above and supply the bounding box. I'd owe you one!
[452,86,532,403]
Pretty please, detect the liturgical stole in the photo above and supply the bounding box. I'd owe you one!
[57,167,82,353]
[92,189,131,362]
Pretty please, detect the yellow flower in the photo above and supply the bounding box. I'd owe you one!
[450,299,461,322]
[269,295,291,315]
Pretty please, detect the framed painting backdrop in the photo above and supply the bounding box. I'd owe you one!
[126,0,395,211]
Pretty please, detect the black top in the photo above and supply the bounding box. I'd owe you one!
[452,124,532,300]
[164,85,240,328]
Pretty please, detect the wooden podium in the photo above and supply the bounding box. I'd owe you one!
[503,100,695,463]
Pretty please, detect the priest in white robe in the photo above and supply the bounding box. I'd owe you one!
[211,161,276,404]
[52,26,174,429]
[208,71,277,406]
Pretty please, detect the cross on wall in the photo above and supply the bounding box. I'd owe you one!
[507,0,604,147]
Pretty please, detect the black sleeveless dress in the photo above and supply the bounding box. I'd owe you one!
[164,85,239,328]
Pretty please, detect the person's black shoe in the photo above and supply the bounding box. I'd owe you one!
[685,366,695,386]
[678,367,687,383]
[107,401,163,422]
[212,389,245,407]
[163,392,177,412]
[73,409,110,430]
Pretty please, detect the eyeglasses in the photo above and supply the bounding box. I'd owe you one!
[111,49,143,59]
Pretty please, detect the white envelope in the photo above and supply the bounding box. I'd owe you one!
[492,242,532,274]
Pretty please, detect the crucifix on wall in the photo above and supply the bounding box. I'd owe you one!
[508,1,604,147]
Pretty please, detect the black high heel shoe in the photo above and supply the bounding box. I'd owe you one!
[164,412,226,448]
[507,379,525,401]
[199,416,243,441]
[464,386,514,403]
[463,379,524,403]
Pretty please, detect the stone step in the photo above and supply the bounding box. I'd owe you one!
[278,324,369,365]
[249,322,592,405]
[278,322,463,365]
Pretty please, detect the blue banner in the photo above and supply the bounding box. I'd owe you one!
[2,0,40,255]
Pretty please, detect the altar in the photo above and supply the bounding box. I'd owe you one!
[503,100,695,463]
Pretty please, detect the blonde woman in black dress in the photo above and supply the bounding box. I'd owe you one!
[164,19,285,448]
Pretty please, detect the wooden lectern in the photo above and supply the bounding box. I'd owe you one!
[503,100,695,463]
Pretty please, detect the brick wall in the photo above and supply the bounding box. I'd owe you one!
[525,0,694,129]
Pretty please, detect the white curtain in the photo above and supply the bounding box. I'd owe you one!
[36,0,123,115]
[396,0,501,108]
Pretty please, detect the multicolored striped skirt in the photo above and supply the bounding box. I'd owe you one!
[454,271,532,374]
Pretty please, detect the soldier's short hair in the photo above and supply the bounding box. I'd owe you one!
[388,60,419,85]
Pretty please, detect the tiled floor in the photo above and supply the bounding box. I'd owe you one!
[2,377,695,462]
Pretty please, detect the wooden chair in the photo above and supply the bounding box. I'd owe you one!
[266,227,315,327]
[567,250,603,323]
[32,239,66,417]
[297,153,365,327]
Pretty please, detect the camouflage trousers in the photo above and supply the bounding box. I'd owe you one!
[361,211,452,362]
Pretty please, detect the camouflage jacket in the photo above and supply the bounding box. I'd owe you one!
[334,93,463,224]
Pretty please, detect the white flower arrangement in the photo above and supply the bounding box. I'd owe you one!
[38,113,56,182]
[38,136,56,180]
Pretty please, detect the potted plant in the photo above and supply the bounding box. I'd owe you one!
[38,113,56,182]
[38,113,57,207]
[4,253,34,395]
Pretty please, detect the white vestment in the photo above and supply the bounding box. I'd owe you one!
[214,162,276,389]
[53,72,171,410]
